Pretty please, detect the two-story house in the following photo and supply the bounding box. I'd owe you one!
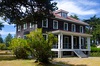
[16,9,92,58]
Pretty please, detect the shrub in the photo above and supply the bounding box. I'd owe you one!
[0,43,6,50]
[91,47,100,57]
[27,29,57,63]
[9,38,31,59]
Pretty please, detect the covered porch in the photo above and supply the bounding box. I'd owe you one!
[50,30,92,58]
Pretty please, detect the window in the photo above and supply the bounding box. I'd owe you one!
[61,12,67,18]
[23,23,27,29]
[80,26,83,33]
[18,25,21,31]
[42,19,48,28]
[71,24,76,32]
[64,23,68,30]
[53,20,58,29]
[30,23,34,28]
[43,34,48,40]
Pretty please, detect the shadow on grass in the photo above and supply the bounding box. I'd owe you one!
[0,55,16,61]
[53,61,87,66]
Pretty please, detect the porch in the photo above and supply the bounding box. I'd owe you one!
[50,30,92,58]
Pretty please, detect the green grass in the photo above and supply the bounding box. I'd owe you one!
[0,60,61,66]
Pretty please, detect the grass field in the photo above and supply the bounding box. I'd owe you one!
[54,57,100,66]
[0,60,61,66]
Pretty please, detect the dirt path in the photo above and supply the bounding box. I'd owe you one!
[53,57,100,66]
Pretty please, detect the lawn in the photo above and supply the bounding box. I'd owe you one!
[0,60,61,66]
[54,57,100,66]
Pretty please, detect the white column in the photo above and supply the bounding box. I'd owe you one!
[58,51,62,58]
[58,34,61,49]
[61,33,63,49]
[71,35,74,49]
[79,36,81,49]
[87,37,90,50]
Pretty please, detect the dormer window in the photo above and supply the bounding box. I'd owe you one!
[64,23,68,30]
[61,12,67,18]
[80,26,83,33]
[42,19,48,28]
[71,24,76,32]
[53,20,58,29]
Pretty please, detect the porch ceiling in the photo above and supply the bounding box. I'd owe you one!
[50,30,92,37]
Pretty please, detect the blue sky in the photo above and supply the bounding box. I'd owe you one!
[0,0,100,39]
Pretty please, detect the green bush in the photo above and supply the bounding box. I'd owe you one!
[9,38,31,59]
[91,47,100,57]
[0,43,6,50]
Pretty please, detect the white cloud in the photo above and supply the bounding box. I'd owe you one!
[2,22,15,26]
[78,0,99,6]
[56,0,98,16]
[0,30,15,35]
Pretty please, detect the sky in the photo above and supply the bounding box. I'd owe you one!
[0,0,100,39]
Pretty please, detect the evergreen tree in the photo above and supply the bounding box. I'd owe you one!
[4,33,13,47]
[0,35,3,43]
[70,14,79,20]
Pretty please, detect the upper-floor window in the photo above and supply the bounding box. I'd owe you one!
[42,19,48,28]
[30,23,34,28]
[23,23,27,29]
[71,24,76,32]
[43,34,48,40]
[80,26,83,33]
[18,25,21,31]
[61,12,67,18]
[64,23,68,30]
[53,20,58,29]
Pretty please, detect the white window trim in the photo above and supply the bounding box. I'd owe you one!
[53,20,58,29]
[42,19,48,28]
[23,23,27,29]
[18,25,21,31]
[43,34,48,40]
[64,22,68,30]
[30,23,32,28]
[71,24,76,32]
[80,26,83,33]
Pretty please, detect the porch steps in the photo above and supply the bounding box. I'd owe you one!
[74,50,87,58]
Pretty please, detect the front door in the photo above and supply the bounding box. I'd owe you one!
[63,37,70,49]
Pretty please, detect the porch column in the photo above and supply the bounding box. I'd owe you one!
[58,34,61,49]
[61,33,63,49]
[87,37,90,50]
[71,35,74,49]
[58,51,62,58]
[79,36,81,49]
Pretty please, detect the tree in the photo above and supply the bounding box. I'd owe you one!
[0,22,4,30]
[70,14,79,20]
[27,28,57,63]
[4,33,13,47]
[9,38,30,59]
[84,15,100,44]
[0,0,58,25]
[0,35,3,43]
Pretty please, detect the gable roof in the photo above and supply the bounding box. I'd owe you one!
[53,9,89,26]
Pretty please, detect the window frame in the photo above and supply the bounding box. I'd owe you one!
[43,34,48,40]
[23,23,27,29]
[71,24,76,32]
[80,26,83,33]
[18,25,21,31]
[53,20,58,29]
[42,19,48,28]
[64,22,68,30]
